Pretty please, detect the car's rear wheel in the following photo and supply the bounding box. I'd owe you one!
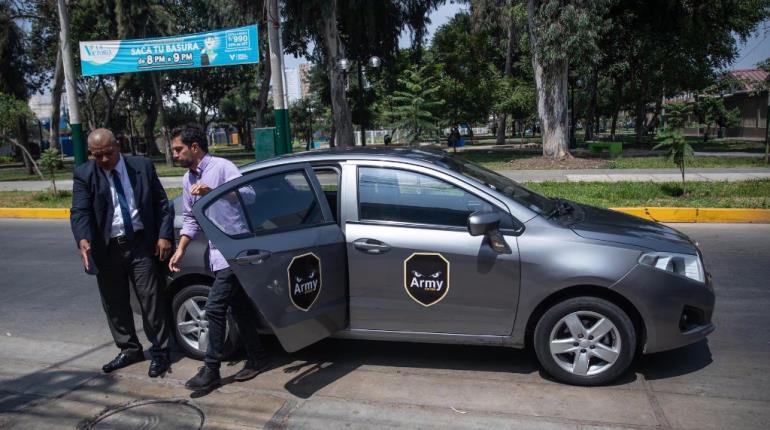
[534,296,635,386]
[171,283,240,360]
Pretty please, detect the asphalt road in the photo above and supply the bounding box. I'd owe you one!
[0,219,769,429]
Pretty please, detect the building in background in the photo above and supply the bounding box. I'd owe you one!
[299,63,311,99]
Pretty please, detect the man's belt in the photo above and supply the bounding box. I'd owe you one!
[110,229,144,246]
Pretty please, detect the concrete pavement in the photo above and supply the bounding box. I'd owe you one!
[0,167,768,191]
[1,220,769,429]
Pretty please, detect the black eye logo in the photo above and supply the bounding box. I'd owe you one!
[404,253,450,307]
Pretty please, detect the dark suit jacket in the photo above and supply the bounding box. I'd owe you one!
[70,156,174,271]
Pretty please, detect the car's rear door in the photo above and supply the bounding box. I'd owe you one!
[192,163,347,352]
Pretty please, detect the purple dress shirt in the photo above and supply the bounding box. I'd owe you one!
[180,154,248,272]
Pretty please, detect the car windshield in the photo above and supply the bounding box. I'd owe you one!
[437,155,555,215]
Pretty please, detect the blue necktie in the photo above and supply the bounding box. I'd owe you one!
[111,170,134,240]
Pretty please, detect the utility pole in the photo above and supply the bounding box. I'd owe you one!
[267,0,291,154]
[765,90,769,164]
[57,0,86,165]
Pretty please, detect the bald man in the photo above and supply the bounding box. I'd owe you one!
[70,129,174,377]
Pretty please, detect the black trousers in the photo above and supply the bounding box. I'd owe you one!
[96,232,170,360]
[204,267,265,370]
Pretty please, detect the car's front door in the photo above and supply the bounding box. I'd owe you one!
[193,163,347,352]
[344,162,521,336]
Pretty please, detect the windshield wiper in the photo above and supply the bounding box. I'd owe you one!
[546,198,575,219]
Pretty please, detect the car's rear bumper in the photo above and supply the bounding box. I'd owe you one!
[611,265,716,354]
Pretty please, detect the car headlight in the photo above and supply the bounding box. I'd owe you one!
[639,252,705,283]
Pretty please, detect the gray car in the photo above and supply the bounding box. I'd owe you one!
[164,147,715,386]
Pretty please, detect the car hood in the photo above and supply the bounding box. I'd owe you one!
[569,204,698,254]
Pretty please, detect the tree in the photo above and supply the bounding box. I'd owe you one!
[663,102,691,130]
[653,129,693,195]
[384,64,445,144]
[693,96,740,142]
[0,93,44,179]
[39,148,63,195]
[526,0,609,158]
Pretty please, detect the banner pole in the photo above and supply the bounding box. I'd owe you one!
[57,0,85,165]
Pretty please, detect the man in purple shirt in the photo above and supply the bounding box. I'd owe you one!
[168,123,268,392]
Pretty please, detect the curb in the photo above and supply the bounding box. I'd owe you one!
[0,208,70,219]
[611,207,770,223]
[1,207,769,223]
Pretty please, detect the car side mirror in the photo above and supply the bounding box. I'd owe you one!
[468,211,512,254]
[468,211,501,236]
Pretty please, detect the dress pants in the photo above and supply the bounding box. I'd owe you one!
[96,231,170,360]
[204,267,265,370]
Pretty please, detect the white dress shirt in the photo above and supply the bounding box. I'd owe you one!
[101,156,144,238]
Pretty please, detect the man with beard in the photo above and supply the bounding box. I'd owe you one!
[168,123,268,392]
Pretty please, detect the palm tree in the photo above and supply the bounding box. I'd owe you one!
[653,129,694,195]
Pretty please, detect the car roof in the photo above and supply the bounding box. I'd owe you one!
[239,146,455,172]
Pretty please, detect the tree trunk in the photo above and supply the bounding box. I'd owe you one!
[610,80,623,141]
[585,67,598,141]
[634,98,646,144]
[151,73,174,166]
[527,0,569,158]
[50,48,64,151]
[255,24,271,128]
[17,119,35,175]
[321,0,355,147]
[144,93,160,156]
[8,137,44,179]
[496,14,516,146]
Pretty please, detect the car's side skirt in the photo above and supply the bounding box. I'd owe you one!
[332,328,521,348]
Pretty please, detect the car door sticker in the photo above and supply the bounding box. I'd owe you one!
[404,253,450,307]
[287,252,322,311]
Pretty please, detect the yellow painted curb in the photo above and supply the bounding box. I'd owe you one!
[0,208,70,219]
[1,206,768,223]
[611,207,770,223]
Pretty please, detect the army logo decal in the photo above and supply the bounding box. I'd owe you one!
[404,253,450,307]
[287,253,322,311]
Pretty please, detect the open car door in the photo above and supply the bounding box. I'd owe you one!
[192,163,347,352]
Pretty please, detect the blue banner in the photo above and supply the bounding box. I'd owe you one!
[79,25,259,77]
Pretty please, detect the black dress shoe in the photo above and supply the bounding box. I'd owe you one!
[102,351,144,373]
[185,366,221,391]
[233,358,270,382]
[148,359,170,378]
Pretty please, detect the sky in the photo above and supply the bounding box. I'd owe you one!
[284,3,770,71]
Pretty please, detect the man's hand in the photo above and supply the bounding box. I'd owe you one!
[190,183,212,196]
[79,239,91,271]
[155,238,172,261]
[168,249,184,273]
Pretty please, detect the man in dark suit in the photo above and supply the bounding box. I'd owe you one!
[70,128,174,377]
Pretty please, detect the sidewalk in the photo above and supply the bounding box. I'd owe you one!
[1,168,768,191]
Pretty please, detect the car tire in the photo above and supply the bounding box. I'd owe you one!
[534,296,636,386]
[171,283,240,360]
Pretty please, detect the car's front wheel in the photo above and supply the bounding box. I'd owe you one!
[534,296,636,386]
[171,283,240,360]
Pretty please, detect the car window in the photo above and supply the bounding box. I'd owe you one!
[314,168,339,222]
[358,167,511,228]
[204,170,324,237]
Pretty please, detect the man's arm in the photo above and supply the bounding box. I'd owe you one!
[70,168,94,270]
[149,161,174,240]
[169,177,199,271]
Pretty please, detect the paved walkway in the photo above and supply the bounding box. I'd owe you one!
[1,167,768,191]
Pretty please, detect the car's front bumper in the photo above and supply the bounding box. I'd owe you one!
[611,264,716,354]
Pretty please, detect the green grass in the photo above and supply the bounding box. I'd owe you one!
[452,150,769,170]
[0,156,260,182]
[0,188,182,208]
[605,156,768,169]
[525,180,770,208]
[2,181,767,209]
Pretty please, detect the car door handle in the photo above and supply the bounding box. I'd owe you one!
[234,250,272,265]
[353,238,391,254]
